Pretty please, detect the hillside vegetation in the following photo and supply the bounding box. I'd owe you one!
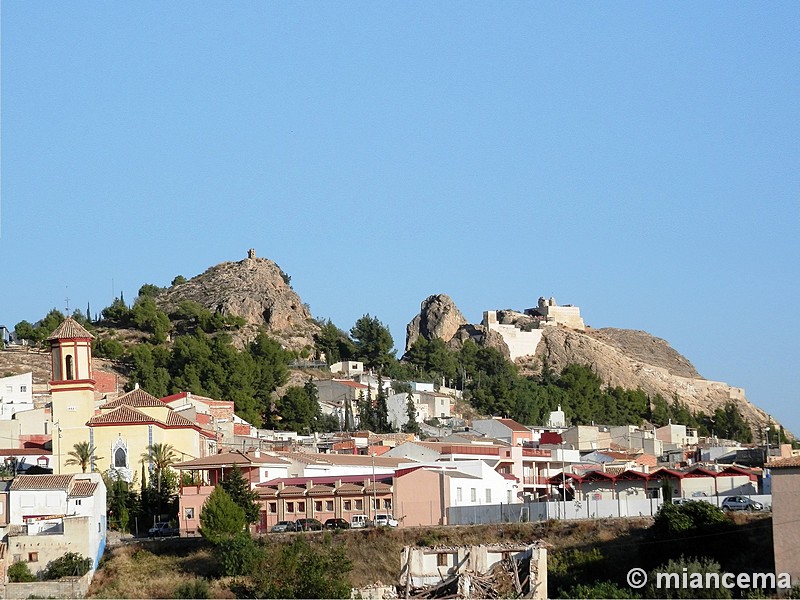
[88,511,773,599]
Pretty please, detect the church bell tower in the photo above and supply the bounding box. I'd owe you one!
[48,317,96,473]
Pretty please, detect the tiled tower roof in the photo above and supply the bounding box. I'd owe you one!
[46,317,94,340]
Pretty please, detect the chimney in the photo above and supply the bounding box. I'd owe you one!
[306,480,313,490]
[134,382,139,390]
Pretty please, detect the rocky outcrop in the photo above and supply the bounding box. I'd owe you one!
[405,293,781,435]
[532,327,772,434]
[405,294,468,352]
[157,254,319,351]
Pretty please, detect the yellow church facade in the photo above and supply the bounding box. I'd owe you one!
[48,317,217,482]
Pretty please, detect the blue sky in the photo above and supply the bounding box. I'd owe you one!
[2,4,798,434]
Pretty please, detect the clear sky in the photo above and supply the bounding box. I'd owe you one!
[2,4,798,434]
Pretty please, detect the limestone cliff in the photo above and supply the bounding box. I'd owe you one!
[406,293,779,435]
[405,294,469,353]
[157,254,319,351]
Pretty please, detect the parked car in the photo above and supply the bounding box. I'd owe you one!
[324,518,350,530]
[374,513,399,527]
[295,518,324,531]
[148,521,179,537]
[350,514,370,529]
[270,520,297,533]
[721,496,763,512]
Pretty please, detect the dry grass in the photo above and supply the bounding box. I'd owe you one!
[88,518,658,597]
[88,539,226,599]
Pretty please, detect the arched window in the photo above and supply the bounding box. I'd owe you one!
[65,355,74,380]
[114,447,127,468]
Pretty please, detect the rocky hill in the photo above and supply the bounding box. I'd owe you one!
[156,250,319,351]
[405,294,778,435]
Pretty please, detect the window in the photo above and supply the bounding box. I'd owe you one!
[297,502,305,513]
[383,499,392,510]
[456,488,462,502]
[286,502,295,513]
[355,499,363,511]
[114,447,127,468]
[325,500,334,512]
[75,499,82,506]
[28,552,38,562]
[20,385,27,393]
[314,500,323,512]
[470,488,476,502]
[485,489,491,503]
[65,355,74,380]
[268,502,277,514]
[343,500,352,511]
[185,507,195,519]
[372,498,380,510]
[437,553,447,567]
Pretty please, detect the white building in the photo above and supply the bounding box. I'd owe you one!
[0,372,34,419]
[7,473,107,575]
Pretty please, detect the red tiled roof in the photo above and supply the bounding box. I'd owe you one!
[307,484,335,496]
[278,485,307,497]
[101,388,163,409]
[175,450,289,469]
[496,419,531,433]
[46,317,94,340]
[89,405,153,425]
[334,483,365,494]
[166,411,198,427]
[11,474,73,490]
[68,480,98,498]
[0,449,53,457]
[767,456,800,469]
[333,380,368,389]
[160,391,234,407]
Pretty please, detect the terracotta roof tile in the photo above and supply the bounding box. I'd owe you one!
[101,388,163,409]
[68,480,98,498]
[11,474,73,490]
[334,483,364,494]
[47,317,94,340]
[768,456,800,469]
[307,484,335,496]
[277,485,307,497]
[174,451,289,469]
[89,405,153,425]
[166,411,198,427]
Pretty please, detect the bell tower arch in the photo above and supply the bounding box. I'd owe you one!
[48,317,96,473]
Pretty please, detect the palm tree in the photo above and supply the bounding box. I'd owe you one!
[141,443,177,494]
[65,441,103,473]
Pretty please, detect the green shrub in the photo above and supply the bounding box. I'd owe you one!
[8,561,36,582]
[174,578,210,599]
[42,552,92,580]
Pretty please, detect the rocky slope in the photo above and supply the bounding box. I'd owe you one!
[157,251,319,351]
[406,294,779,435]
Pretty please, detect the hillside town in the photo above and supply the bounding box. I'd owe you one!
[0,309,797,598]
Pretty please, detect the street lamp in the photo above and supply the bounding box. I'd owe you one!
[54,421,62,475]
[371,452,378,523]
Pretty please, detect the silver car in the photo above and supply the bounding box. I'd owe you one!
[721,496,763,512]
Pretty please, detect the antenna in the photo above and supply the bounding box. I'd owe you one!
[65,289,71,316]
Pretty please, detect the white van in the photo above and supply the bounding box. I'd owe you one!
[350,514,369,528]
[375,513,399,527]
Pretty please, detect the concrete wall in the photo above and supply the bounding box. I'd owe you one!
[772,467,800,587]
[483,311,544,360]
[3,573,91,599]
[395,468,447,527]
[7,516,95,578]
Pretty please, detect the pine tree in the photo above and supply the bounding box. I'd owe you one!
[403,392,420,435]
[200,486,246,544]
[376,374,390,432]
[220,465,261,524]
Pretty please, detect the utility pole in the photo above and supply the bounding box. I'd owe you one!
[372,452,378,524]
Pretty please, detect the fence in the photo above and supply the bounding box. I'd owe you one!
[446,494,773,525]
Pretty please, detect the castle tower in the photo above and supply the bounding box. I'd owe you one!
[48,317,96,474]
